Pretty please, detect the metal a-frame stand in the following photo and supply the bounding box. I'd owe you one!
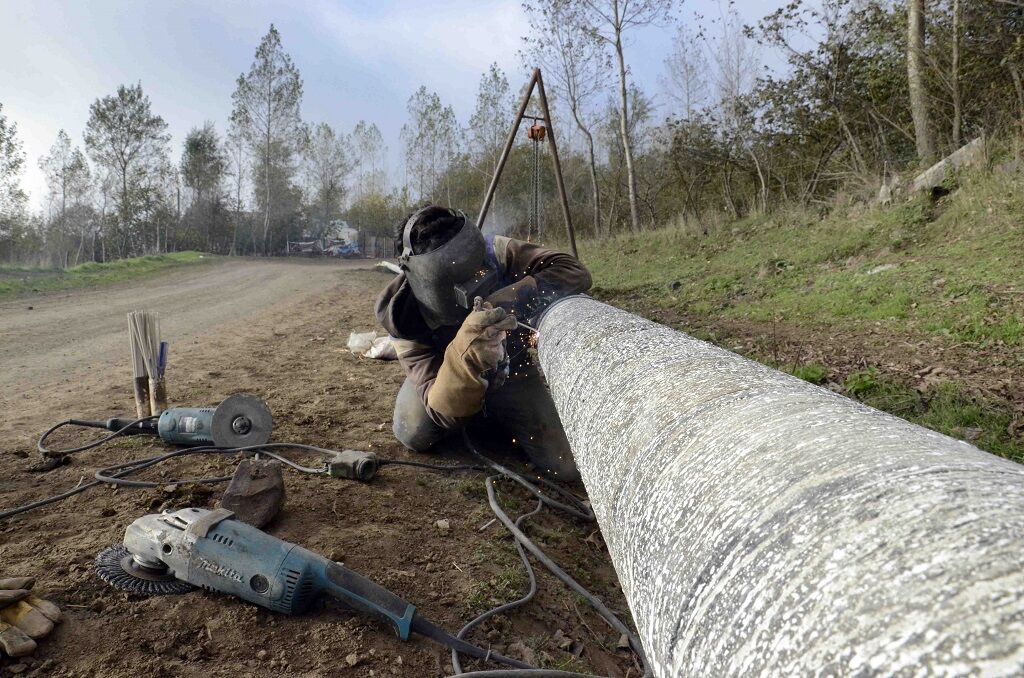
[476,68,579,259]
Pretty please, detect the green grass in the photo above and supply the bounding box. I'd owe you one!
[581,169,1024,461]
[840,369,1024,461]
[582,171,1024,347]
[0,251,214,299]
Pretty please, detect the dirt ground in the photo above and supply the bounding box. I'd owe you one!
[0,260,636,677]
[602,290,1024,413]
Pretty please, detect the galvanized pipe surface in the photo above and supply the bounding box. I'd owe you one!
[537,296,1024,677]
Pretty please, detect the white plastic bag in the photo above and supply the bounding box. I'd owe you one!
[366,335,398,361]
[347,331,377,354]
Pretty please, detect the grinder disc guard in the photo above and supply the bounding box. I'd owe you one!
[95,545,195,596]
[212,394,273,447]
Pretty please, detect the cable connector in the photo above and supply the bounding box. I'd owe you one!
[326,450,379,481]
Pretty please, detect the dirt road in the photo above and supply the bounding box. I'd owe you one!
[0,260,634,677]
[0,259,367,423]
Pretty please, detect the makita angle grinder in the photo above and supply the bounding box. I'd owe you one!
[50,393,273,451]
[95,507,530,669]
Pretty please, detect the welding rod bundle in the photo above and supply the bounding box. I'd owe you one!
[128,310,168,416]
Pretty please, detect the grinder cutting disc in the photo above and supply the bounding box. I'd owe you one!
[95,545,195,596]
[211,394,273,447]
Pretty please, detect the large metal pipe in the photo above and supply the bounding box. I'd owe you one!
[537,296,1024,677]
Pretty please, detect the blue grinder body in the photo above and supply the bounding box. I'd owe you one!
[155,394,273,447]
[128,508,416,639]
[157,407,217,445]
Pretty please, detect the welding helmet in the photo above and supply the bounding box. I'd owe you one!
[398,207,490,328]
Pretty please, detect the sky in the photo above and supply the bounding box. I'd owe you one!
[0,0,786,211]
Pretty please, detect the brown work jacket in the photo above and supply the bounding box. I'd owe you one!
[375,236,592,429]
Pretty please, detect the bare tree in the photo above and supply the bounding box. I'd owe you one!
[662,24,708,120]
[39,129,92,263]
[907,0,935,164]
[230,25,304,255]
[469,63,514,176]
[225,131,247,255]
[351,121,387,198]
[524,0,610,236]
[709,6,766,212]
[38,129,90,224]
[575,0,672,232]
[401,87,458,202]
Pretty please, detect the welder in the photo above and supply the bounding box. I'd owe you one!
[375,205,591,481]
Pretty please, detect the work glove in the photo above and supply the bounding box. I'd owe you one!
[0,577,62,658]
[485,276,538,317]
[428,298,518,419]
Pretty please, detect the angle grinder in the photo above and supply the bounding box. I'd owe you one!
[56,393,273,451]
[95,508,531,670]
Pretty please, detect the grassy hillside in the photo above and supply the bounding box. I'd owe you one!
[581,170,1024,461]
[0,252,214,299]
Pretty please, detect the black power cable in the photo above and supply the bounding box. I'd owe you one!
[6,416,651,677]
[454,431,652,678]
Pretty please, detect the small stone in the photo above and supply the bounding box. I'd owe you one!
[8,663,27,674]
[617,633,630,649]
[257,650,267,660]
[435,519,450,534]
[345,653,360,667]
[394,655,403,665]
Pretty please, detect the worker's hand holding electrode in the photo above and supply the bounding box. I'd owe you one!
[427,297,518,419]
[485,275,537,315]
[0,577,62,658]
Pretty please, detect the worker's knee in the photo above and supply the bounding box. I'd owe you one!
[392,416,443,453]
[392,378,446,452]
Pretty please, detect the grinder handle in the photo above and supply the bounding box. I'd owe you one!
[322,561,416,640]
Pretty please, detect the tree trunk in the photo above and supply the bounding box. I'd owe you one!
[614,26,641,233]
[1010,63,1024,159]
[907,0,935,166]
[748,146,768,213]
[951,0,962,149]
[571,106,603,239]
[263,123,272,256]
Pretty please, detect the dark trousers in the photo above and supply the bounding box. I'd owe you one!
[391,370,580,481]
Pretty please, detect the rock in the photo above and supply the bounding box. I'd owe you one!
[617,633,630,649]
[553,629,572,650]
[345,653,360,667]
[257,650,267,660]
[220,459,285,528]
[507,641,535,667]
[435,519,450,534]
[867,263,897,275]
[7,663,28,674]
